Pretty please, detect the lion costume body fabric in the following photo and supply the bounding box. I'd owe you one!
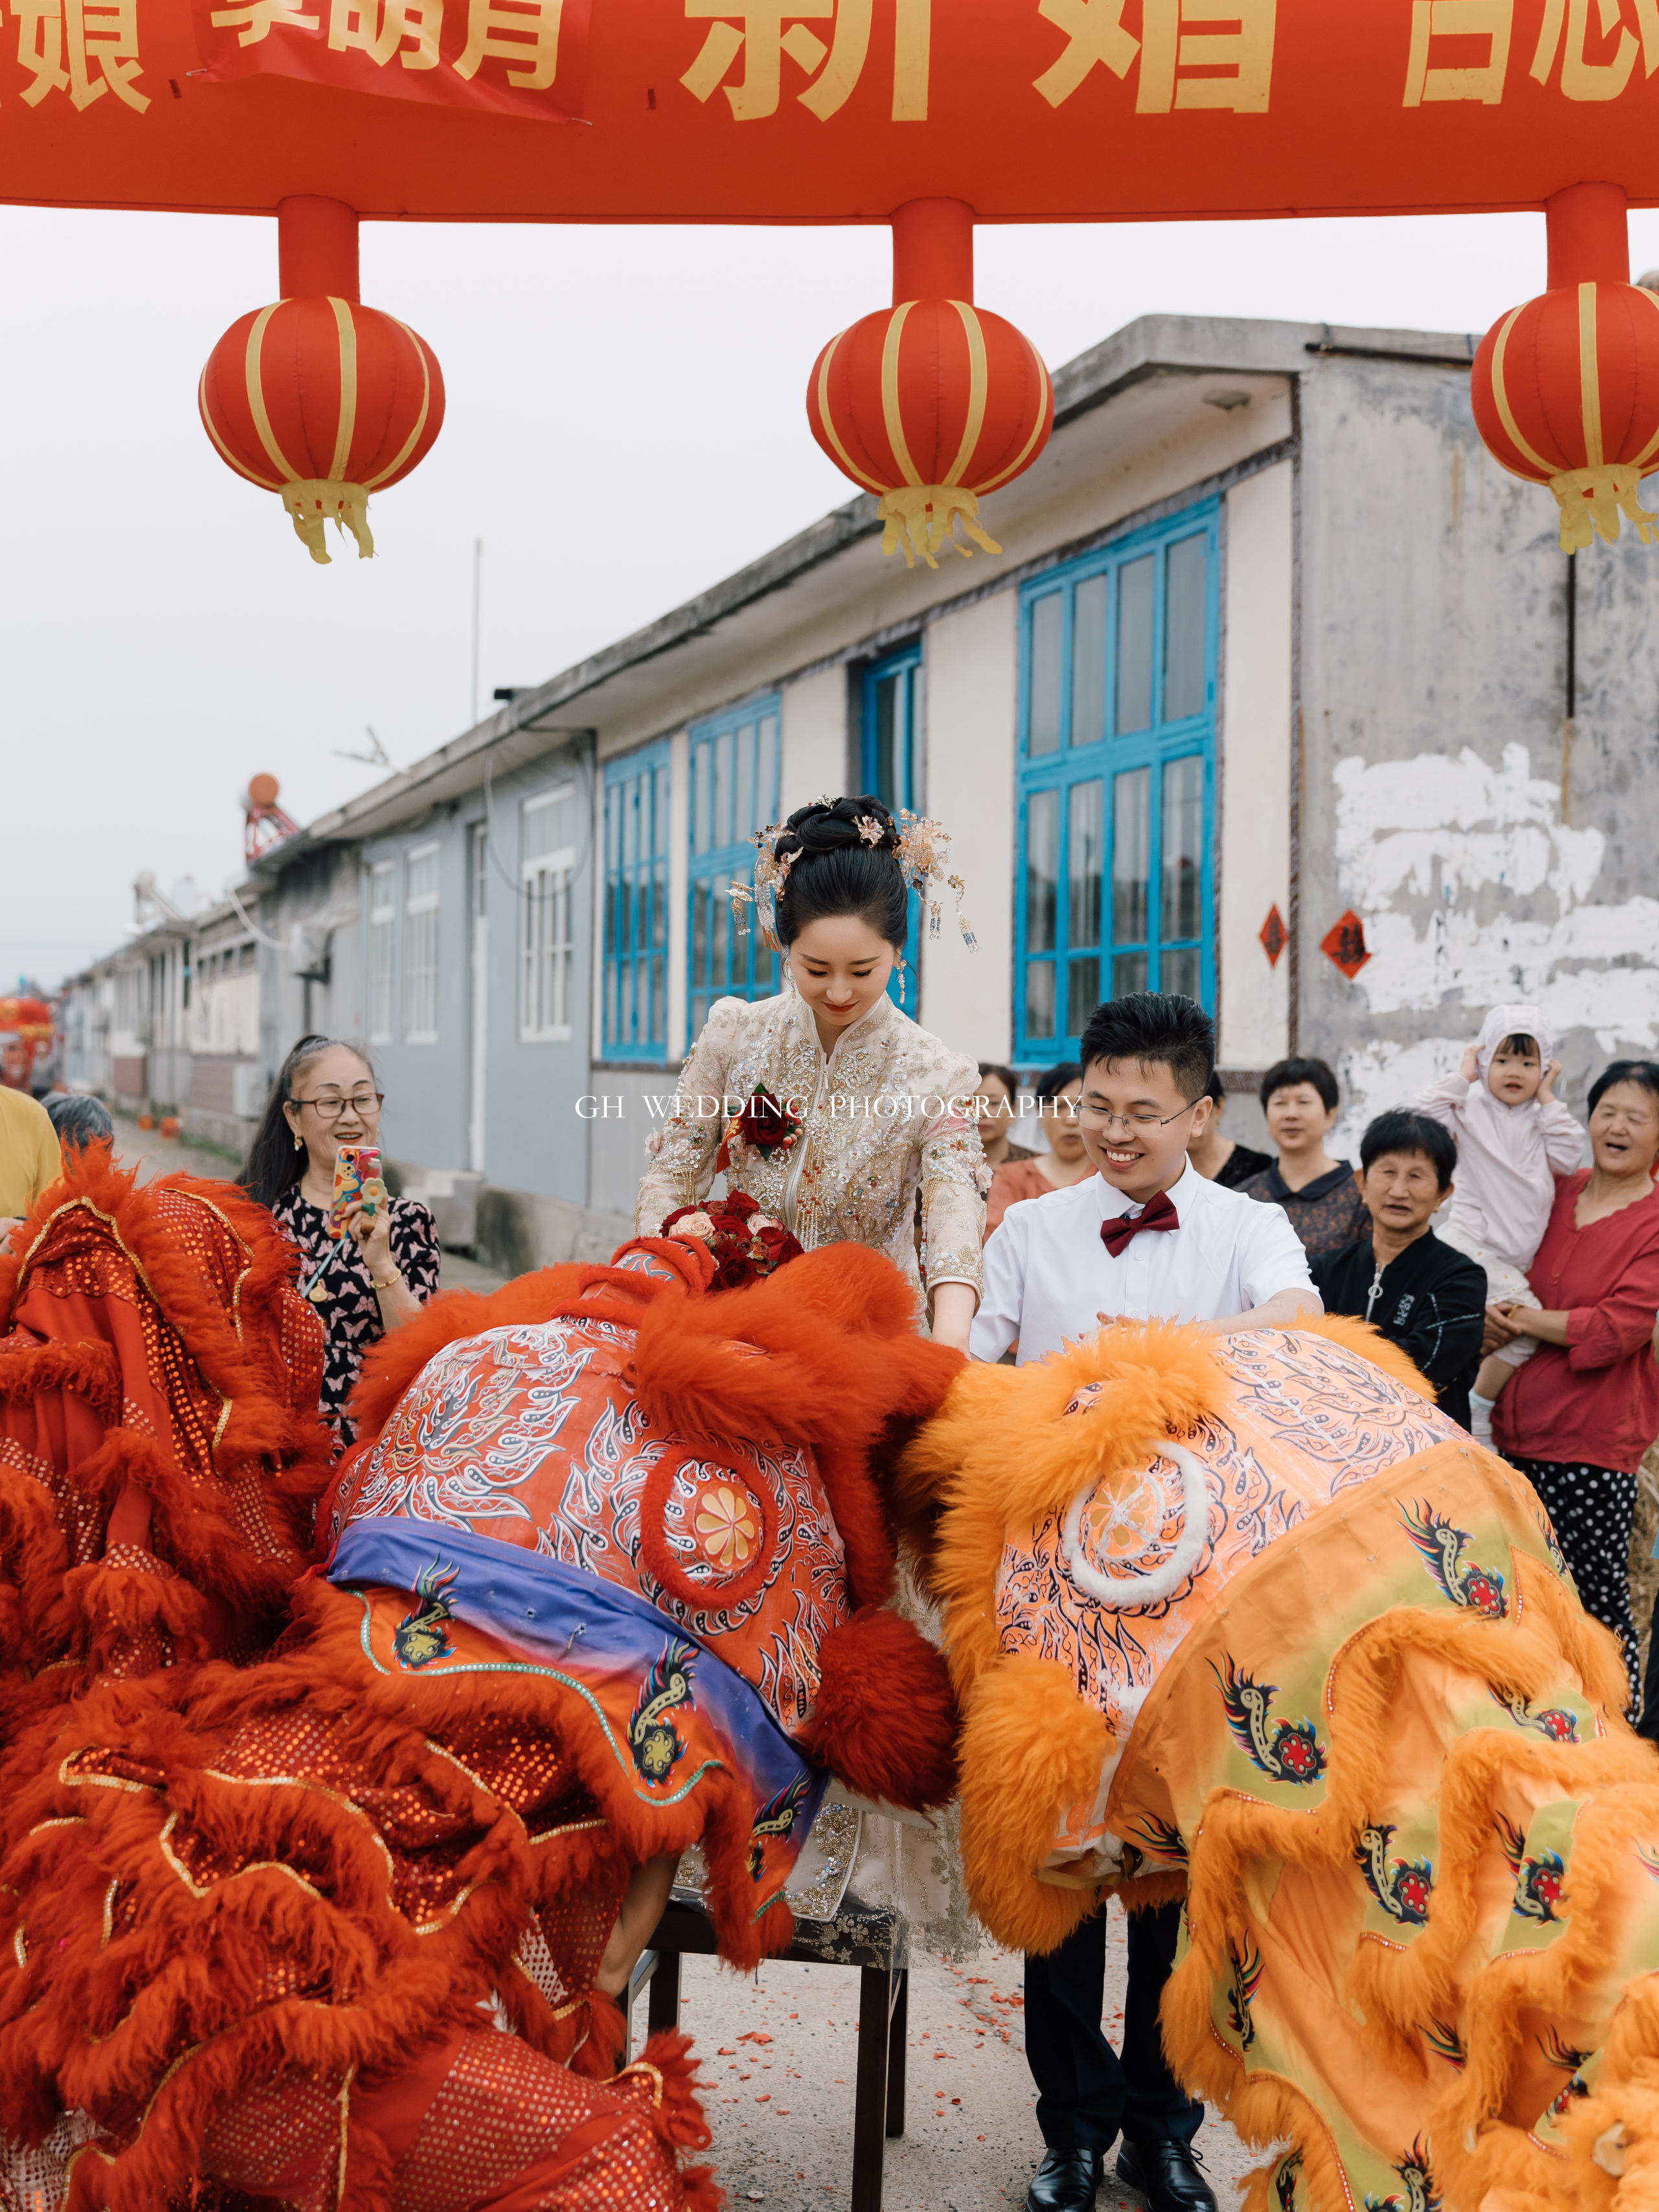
[903,1314,1659,2212]
[0,1189,963,2212]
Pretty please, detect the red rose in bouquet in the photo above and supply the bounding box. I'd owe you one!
[715,1082,803,1173]
[661,1191,805,1290]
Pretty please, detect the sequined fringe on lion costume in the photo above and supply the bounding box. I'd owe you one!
[0,1152,965,2211]
[899,1312,1659,2212]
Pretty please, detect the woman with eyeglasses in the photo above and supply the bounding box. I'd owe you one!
[239,1034,440,1448]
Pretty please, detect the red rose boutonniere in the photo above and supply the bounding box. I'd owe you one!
[715,1082,803,1174]
[662,1191,805,1290]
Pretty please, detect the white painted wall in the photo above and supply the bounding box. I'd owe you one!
[919,589,1019,1065]
[779,663,847,814]
[1217,461,1293,1071]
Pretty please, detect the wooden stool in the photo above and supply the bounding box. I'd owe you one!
[628,1892,910,2212]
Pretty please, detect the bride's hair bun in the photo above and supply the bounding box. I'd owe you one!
[772,795,908,950]
[777,796,900,858]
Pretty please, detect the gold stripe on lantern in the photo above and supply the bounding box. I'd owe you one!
[880,301,923,488]
[326,297,359,485]
[943,301,989,488]
[244,304,299,484]
[1579,282,1604,467]
[812,328,886,495]
[198,365,283,489]
[976,338,1054,494]
[1489,304,1555,477]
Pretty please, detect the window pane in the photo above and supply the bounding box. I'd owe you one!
[692,878,709,984]
[1116,556,1154,735]
[690,747,705,856]
[1067,955,1101,1038]
[714,730,732,849]
[1025,959,1056,1040]
[1160,755,1204,942]
[754,932,774,992]
[1070,574,1107,749]
[652,864,667,950]
[736,723,755,843]
[1112,768,1150,944]
[1161,946,1202,1000]
[650,955,664,1045]
[1112,951,1149,996]
[1068,779,1103,951]
[1164,535,1207,722]
[711,879,729,991]
[759,714,779,823]
[655,766,671,856]
[1028,593,1064,756]
[874,673,900,809]
[1025,788,1058,955]
[692,991,709,1036]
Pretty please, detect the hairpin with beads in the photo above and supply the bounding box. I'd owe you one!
[895,810,978,950]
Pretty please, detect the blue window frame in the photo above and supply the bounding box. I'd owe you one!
[860,643,923,1006]
[687,697,781,1040]
[1014,503,1218,1063]
[603,742,670,1061]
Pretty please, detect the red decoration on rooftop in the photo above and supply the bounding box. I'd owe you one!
[1259,905,1287,968]
[1320,911,1371,981]
[244,771,299,865]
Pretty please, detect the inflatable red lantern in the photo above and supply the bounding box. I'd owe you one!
[199,196,445,564]
[807,199,1053,570]
[1472,181,1659,553]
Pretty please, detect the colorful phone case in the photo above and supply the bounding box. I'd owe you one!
[327,1144,382,1239]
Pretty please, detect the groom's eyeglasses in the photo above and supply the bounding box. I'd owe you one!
[1079,1100,1198,1136]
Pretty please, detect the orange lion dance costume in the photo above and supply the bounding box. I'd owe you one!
[902,1313,1659,2212]
[0,1161,963,2212]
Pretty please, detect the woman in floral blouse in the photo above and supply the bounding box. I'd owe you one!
[240,1035,440,1448]
[636,796,988,1347]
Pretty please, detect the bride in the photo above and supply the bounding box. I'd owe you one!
[636,794,990,1955]
[635,795,987,1351]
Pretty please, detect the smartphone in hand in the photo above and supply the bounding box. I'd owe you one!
[327,1143,382,1240]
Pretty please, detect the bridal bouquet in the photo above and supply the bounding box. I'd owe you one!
[661,1190,804,1290]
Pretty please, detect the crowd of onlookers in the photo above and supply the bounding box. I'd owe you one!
[975,1014,1659,1731]
[8,1007,1659,1733]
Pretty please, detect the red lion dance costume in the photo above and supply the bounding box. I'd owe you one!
[0,1151,962,2211]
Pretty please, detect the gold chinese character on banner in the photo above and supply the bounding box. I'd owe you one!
[454,0,564,87]
[208,0,321,46]
[1529,0,1658,99]
[14,0,148,107]
[681,0,930,122]
[1034,0,1275,114]
[1402,0,1512,102]
[328,0,442,67]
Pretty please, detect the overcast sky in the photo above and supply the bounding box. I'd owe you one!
[10,200,1659,992]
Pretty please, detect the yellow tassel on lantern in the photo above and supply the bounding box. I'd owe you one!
[876,485,1002,571]
[280,479,376,565]
[1548,461,1658,552]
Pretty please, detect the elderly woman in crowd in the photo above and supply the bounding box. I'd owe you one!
[1489,1059,1659,1714]
[240,1034,440,1449]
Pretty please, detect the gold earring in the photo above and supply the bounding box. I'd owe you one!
[293,1130,303,1151]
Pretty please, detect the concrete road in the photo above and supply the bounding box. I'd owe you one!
[106,1114,1263,2212]
[626,1910,1263,2212]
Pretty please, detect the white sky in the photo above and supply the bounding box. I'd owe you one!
[11,200,1659,992]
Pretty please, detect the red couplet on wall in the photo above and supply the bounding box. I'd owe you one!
[3,0,1659,225]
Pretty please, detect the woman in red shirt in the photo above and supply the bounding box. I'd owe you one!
[1491,1060,1659,1713]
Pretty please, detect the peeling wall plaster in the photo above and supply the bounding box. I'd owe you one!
[1329,740,1658,1150]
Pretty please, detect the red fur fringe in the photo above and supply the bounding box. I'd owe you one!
[799,1606,959,1810]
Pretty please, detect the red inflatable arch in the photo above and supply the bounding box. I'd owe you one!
[8,0,1658,556]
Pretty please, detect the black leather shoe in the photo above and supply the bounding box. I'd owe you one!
[1025,2147,1103,2211]
[1116,2139,1218,2212]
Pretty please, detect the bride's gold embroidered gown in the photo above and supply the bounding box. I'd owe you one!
[635,987,988,1321]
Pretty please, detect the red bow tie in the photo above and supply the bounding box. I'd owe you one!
[1099,1189,1180,1257]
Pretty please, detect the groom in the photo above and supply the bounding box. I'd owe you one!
[971,993,1318,2212]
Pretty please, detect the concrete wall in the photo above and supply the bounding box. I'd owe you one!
[1294,354,1659,1154]
[1217,459,1294,1077]
[918,588,1019,1067]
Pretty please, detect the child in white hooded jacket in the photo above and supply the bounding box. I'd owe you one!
[1416,1003,1585,1444]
